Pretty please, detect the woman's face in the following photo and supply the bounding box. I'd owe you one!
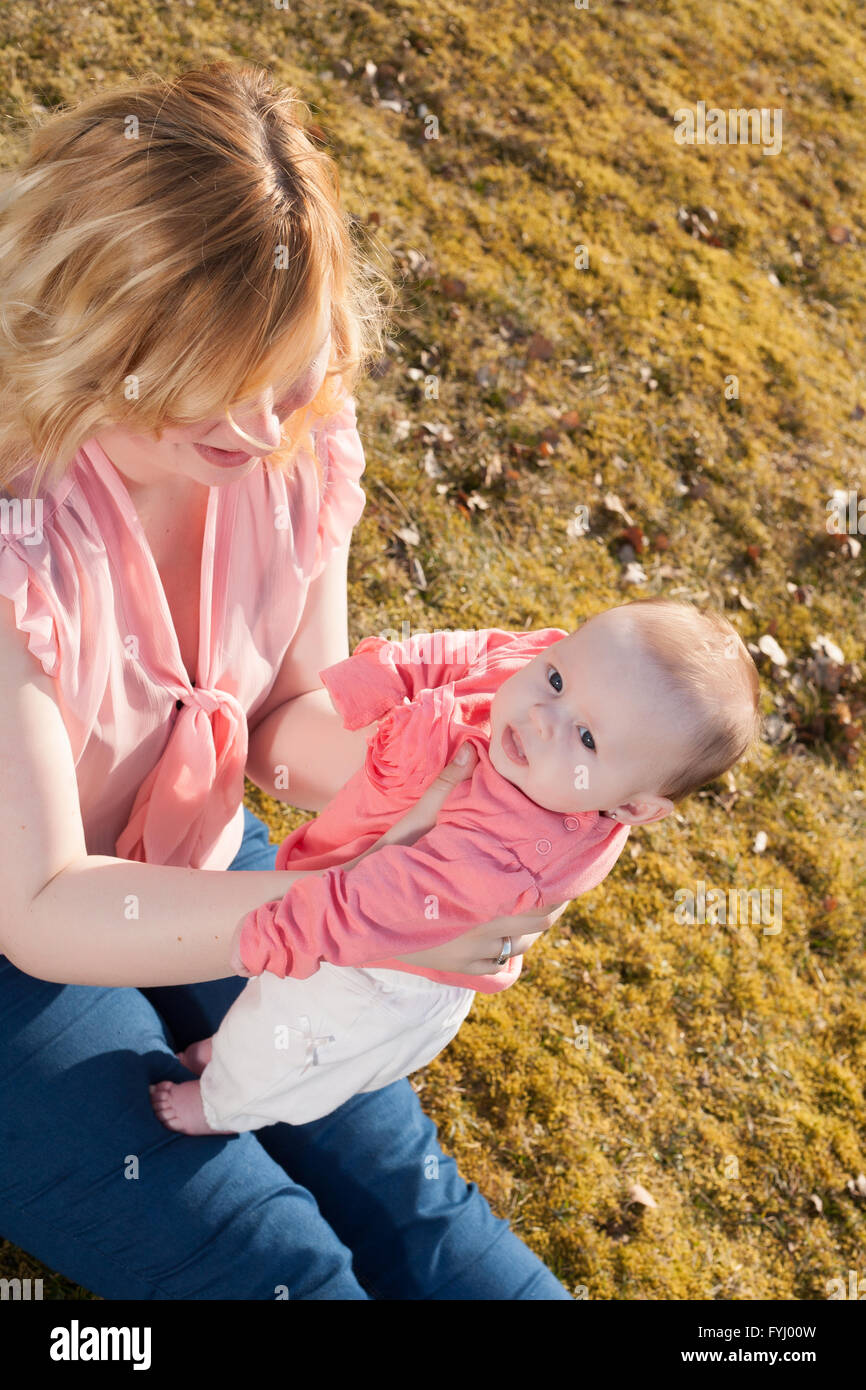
[93,300,333,493]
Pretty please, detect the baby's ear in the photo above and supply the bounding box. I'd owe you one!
[616,795,674,825]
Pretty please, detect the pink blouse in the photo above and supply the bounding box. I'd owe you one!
[0,395,367,870]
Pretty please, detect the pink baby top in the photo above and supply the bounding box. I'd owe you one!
[0,395,366,872]
[236,627,631,994]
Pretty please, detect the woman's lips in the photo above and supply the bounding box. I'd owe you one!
[193,442,258,468]
[502,723,528,766]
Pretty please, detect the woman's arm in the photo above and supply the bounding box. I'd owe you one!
[246,532,377,812]
[247,686,377,813]
[0,600,320,988]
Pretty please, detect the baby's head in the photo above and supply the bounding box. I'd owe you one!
[488,598,761,824]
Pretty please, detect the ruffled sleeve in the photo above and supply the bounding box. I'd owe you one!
[0,541,60,678]
[318,627,560,731]
[309,394,367,584]
[318,636,409,730]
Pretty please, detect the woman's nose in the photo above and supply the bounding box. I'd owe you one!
[229,392,284,453]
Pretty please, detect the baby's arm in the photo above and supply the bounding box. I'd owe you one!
[319,627,547,728]
[232,822,543,979]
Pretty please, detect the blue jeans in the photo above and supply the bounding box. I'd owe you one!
[0,807,572,1299]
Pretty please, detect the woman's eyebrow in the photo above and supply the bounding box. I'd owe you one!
[236,332,331,406]
[276,329,332,388]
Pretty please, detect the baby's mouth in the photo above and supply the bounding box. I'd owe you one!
[502,723,529,766]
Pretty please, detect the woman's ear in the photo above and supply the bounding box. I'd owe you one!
[610,795,674,826]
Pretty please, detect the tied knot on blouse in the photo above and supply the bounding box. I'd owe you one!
[115,680,248,867]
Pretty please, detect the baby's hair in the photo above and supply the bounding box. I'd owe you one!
[0,61,396,494]
[590,597,762,803]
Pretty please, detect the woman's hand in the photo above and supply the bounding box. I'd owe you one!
[392,900,571,975]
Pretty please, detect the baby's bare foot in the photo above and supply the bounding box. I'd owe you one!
[175,1036,214,1076]
[149,1079,233,1136]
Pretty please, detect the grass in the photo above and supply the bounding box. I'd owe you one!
[1,0,864,1299]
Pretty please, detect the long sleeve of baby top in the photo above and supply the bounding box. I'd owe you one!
[236,627,631,993]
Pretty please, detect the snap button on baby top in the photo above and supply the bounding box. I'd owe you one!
[563,816,580,830]
[535,838,552,854]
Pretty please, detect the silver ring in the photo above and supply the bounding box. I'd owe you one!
[495,935,512,966]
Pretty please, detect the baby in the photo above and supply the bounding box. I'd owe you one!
[151,596,761,1135]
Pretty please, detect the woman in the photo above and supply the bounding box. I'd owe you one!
[0,62,572,1299]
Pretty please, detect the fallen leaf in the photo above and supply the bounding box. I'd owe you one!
[627,1182,658,1209]
[421,449,444,479]
[622,524,646,552]
[420,421,454,443]
[526,333,554,361]
[603,492,634,525]
[622,561,648,585]
[762,713,793,745]
[811,634,844,665]
[758,634,788,667]
[440,277,467,300]
[483,453,503,486]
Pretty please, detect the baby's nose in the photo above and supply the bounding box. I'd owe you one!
[529,704,552,738]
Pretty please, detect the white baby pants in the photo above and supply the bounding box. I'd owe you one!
[198,963,476,1131]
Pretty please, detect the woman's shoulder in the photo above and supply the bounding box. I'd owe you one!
[286,393,367,584]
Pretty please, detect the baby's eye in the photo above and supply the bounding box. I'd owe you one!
[547,666,563,693]
[578,725,596,752]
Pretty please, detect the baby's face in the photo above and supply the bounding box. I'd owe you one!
[489,608,679,821]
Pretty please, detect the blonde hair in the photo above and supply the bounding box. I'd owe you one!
[0,61,396,495]
[598,597,762,803]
